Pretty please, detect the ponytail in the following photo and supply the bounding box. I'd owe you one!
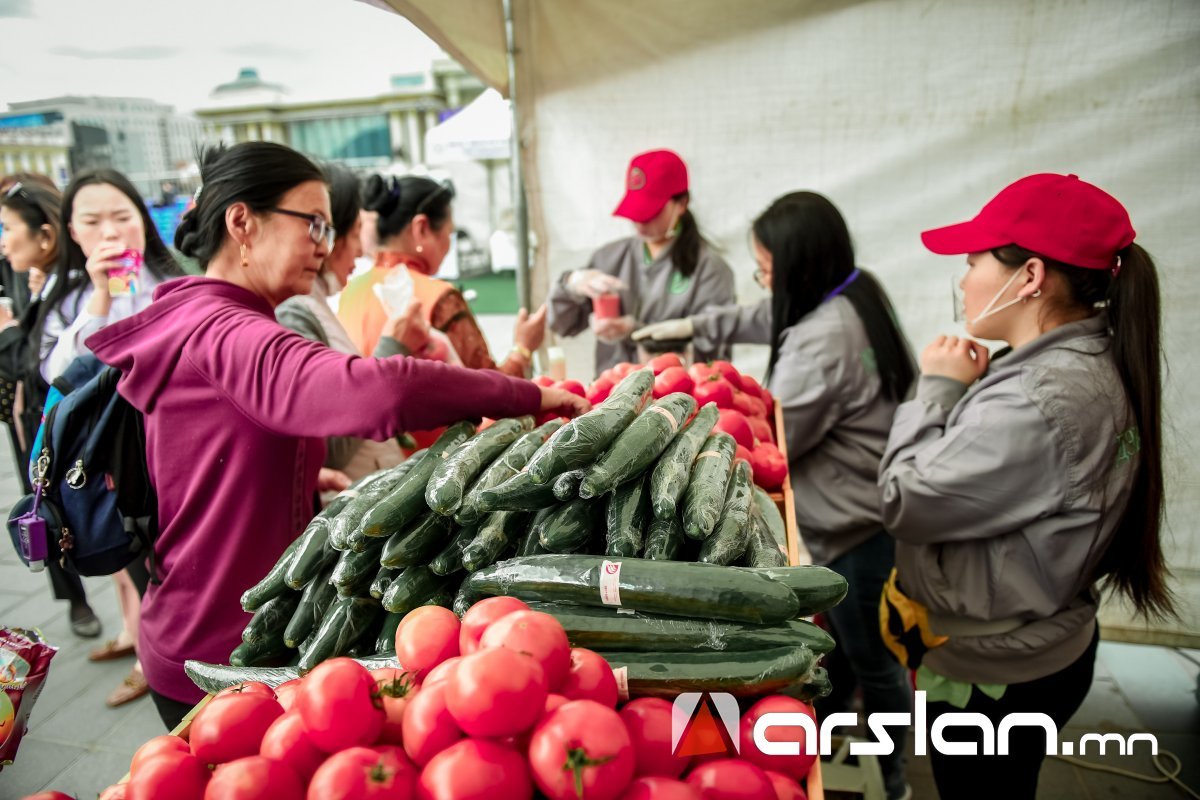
[670,199,703,279]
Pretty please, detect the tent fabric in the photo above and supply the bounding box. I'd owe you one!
[425,88,512,163]
[370,0,1200,645]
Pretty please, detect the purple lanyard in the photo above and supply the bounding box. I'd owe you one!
[823,268,860,303]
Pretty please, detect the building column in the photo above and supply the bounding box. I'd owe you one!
[388,111,405,160]
[405,111,422,166]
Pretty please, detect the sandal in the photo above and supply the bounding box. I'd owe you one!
[89,639,136,662]
[106,667,149,707]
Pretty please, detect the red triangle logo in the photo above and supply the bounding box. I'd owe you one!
[675,697,738,758]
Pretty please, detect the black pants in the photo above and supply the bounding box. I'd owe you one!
[927,627,1099,799]
[47,559,89,606]
[151,689,194,731]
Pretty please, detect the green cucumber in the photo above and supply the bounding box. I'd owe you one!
[605,474,649,557]
[462,511,528,571]
[580,393,696,499]
[651,403,719,520]
[428,525,477,576]
[284,566,337,647]
[681,432,736,540]
[370,566,402,600]
[552,469,587,501]
[736,566,849,616]
[786,667,832,702]
[517,507,556,557]
[299,596,382,671]
[285,517,335,590]
[453,581,481,616]
[422,586,457,609]
[744,505,788,568]
[381,512,454,569]
[328,456,424,551]
[527,602,834,654]
[381,566,444,614]
[466,554,801,624]
[477,470,559,512]
[361,423,475,538]
[426,417,529,516]
[332,537,386,596]
[599,645,816,698]
[229,637,291,668]
[699,460,754,565]
[456,420,563,525]
[375,610,405,653]
[537,499,601,554]
[186,654,401,694]
[241,537,303,611]
[241,590,302,645]
[642,514,684,561]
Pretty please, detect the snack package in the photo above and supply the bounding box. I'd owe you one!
[0,627,58,769]
[108,249,144,297]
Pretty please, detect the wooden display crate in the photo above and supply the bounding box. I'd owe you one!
[768,400,804,567]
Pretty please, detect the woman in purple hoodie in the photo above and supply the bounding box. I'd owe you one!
[87,142,588,727]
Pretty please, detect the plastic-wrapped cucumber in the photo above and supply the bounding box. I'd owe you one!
[753,486,789,553]
[462,511,528,571]
[284,566,337,647]
[299,595,382,671]
[605,474,649,557]
[581,393,696,499]
[524,370,653,483]
[465,554,801,624]
[285,518,334,590]
[229,637,291,668]
[422,586,457,609]
[643,514,684,561]
[332,537,386,596]
[240,537,303,611]
[328,456,423,551]
[370,566,402,600]
[382,566,444,614]
[651,403,719,520]
[598,645,816,698]
[552,469,588,501]
[187,653,401,693]
[428,525,477,576]
[457,420,563,525]
[362,423,475,538]
[477,470,559,512]
[681,432,736,540]
[787,666,832,702]
[453,581,482,617]
[537,498,601,554]
[699,460,754,565]
[381,512,454,569]
[736,565,848,616]
[744,504,788,568]
[426,417,530,516]
[241,590,302,645]
[375,611,405,653]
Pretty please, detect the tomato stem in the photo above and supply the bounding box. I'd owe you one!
[562,746,613,799]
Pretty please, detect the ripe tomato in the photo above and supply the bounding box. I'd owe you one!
[273,678,303,712]
[685,759,776,800]
[401,681,463,766]
[189,693,283,765]
[744,395,768,420]
[396,606,460,680]
[559,648,618,708]
[458,596,529,655]
[621,777,703,800]
[446,646,548,737]
[130,734,190,776]
[296,658,384,753]
[215,681,275,700]
[416,738,532,800]
[587,377,615,405]
[648,353,684,375]
[613,362,638,379]
[533,376,556,388]
[373,669,418,745]
[739,375,764,399]
[126,749,209,800]
[529,700,635,800]
[20,793,76,800]
[747,416,774,446]
[738,697,817,780]
[731,391,757,419]
[711,361,745,392]
[259,712,325,782]
[748,443,787,491]
[206,756,303,800]
[421,657,459,687]
[556,380,588,398]
[692,375,735,409]
[763,771,807,800]
[653,366,695,399]
[619,698,691,779]
[714,409,755,450]
[306,746,416,800]
[735,444,753,465]
[479,610,571,689]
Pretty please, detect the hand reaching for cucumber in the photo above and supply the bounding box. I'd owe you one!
[539,385,591,419]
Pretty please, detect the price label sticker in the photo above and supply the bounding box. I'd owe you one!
[599,559,623,606]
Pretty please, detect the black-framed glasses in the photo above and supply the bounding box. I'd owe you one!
[268,208,336,249]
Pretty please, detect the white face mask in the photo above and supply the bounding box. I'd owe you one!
[959,267,1026,326]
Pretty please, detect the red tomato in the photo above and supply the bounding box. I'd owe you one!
[458,596,529,655]
[619,698,691,779]
[738,697,817,780]
[735,444,753,464]
[416,738,532,800]
[648,353,684,375]
[613,363,638,379]
[373,669,418,745]
[711,361,744,391]
[421,657,459,687]
[760,389,775,417]
[731,391,757,419]
[479,610,571,689]
[653,366,695,400]
[529,700,635,800]
[401,682,463,766]
[559,648,618,707]
[687,363,720,383]
[621,777,703,800]
[396,606,460,680]
[126,749,209,800]
[259,712,325,782]
[273,678,303,713]
[131,734,190,776]
[189,693,283,765]
[20,793,76,800]
[446,646,548,737]
[296,658,384,753]
[215,681,275,700]
[556,379,588,398]
[587,378,615,405]
[206,756,303,800]
[748,416,775,445]
[533,376,556,387]
[714,409,755,450]
[306,746,416,800]
[745,395,768,420]
[763,771,807,800]
[685,759,775,800]
[748,443,787,491]
[739,375,764,398]
[692,375,735,409]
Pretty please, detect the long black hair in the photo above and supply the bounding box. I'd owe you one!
[175,142,326,268]
[758,191,915,401]
[325,163,362,240]
[0,180,62,268]
[668,191,705,279]
[992,243,1172,619]
[362,174,453,243]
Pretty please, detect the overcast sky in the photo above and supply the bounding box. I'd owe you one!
[1,0,446,113]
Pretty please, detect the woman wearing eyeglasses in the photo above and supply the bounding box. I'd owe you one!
[337,174,546,375]
[86,142,588,728]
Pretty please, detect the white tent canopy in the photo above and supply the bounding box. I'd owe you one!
[425,88,512,164]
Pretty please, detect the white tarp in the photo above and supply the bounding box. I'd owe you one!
[372,0,1200,644]
[425,88,511,164]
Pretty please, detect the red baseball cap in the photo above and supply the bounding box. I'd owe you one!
[921,173,1135,271]
[613,149,689,223]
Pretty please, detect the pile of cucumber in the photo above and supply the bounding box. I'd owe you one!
[230,368,846,700]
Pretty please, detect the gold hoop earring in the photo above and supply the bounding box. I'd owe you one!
[240,244,249,268]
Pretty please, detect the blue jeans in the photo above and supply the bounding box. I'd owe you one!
[816,530,911,797]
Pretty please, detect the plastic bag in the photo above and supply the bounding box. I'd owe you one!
[0,627,58,769]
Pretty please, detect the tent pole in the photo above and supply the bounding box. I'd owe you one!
[503,0,531,311]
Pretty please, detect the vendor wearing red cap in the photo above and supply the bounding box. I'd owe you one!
[877,174,1173,797]
[547,149,735,374]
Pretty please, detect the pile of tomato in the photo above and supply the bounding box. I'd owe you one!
[63,598,816,800]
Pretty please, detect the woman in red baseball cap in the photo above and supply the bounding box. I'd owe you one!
[878,174,1173,797]
[546,149,735,374]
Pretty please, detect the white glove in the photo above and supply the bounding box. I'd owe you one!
[372,268,415,317]
[632,317,694,342]
[591,315,636,344]
[566,269,626,299]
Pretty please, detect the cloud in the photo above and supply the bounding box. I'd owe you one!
[49,44,180,60]
[0,0,32,16]
[220,42,307,60]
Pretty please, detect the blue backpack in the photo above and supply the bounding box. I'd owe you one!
[6,355,159,579]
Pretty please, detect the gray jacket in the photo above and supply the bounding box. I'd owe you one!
[879,314,1134,684]
[547,236,736,373]
[692,297,772,350]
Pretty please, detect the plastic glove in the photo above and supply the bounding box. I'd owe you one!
[566,269,626,299]
[373,268,416,316]
[591,314,636,344]
[632,317,694,342]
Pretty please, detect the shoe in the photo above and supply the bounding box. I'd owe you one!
[89,639,136,662]
[106,668,149,707]
[69,606,102,639]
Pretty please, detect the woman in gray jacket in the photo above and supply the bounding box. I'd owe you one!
[879,173,1172,798]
